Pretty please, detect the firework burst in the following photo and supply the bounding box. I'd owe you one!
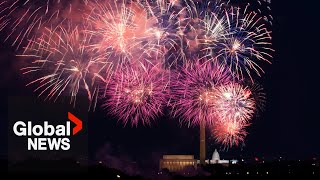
[19,24,106,108]
[139,0,183,67]
[214,6,274,80]
[210,81,266,148]
[0,0,87,50]
[212,82,256,123]
[86,1,140,62]
[212,120,249,149]
[170,61,232,126]
[0,0,274,148]
[102,63,169,126]
[85,0,184,69]
[171,0,228,63]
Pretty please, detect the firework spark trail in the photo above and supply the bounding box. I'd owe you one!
[212,82,256,123]
[213,6,274,81]
[85,0,161,69]
[128,0,181,65]
[102,63,169,126]
[170,60,232,126]
[0,0,274,148]
[85,0,139,63]
[256,0,273,26]
[212,120,249,149]
[138,0,184,68]
[19,23,107,108]
[85,0,185,70]
[0,0,87,50]
[196,1,228,59]
[178,1,274,80]
[248,82,266,114]
[209,81,265,148]
[169,0,227,64]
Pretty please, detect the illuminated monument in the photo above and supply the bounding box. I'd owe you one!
[159,122,206,172]
[159,155,197,172]
[202,149,238,166]
[159,121,236,172]
[212,149,221,164]
[159,150,238,172]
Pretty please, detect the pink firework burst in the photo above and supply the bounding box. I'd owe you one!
[85,0,182,69]
[85,1,162,67]
[102,63,169,126]
[212,120,249,149]
[85,1,139,59]
[212,83,256,123]
[19,23,107,108]
[0,0,88,49]
[170,61,232,126]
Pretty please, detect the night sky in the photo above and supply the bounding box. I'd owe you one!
[0,0,319,171]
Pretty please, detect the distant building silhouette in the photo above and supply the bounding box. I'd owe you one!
[159,155,197,172]
[197,149,238,166]
[159,150,239,172]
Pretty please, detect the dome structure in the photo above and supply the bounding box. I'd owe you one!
[212,149,220,163]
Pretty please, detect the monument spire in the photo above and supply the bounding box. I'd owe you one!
[200,120,206,165]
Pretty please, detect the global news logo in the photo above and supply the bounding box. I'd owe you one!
[12,112,82,151]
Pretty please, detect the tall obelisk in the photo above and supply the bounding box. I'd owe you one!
[200,120,206,165]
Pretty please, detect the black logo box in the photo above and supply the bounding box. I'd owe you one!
[8,96,88,172]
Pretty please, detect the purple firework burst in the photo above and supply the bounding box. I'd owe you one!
[102,63,169,126]
[170,61,232,126]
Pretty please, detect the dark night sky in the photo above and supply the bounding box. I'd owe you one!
[0,0,319,170]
